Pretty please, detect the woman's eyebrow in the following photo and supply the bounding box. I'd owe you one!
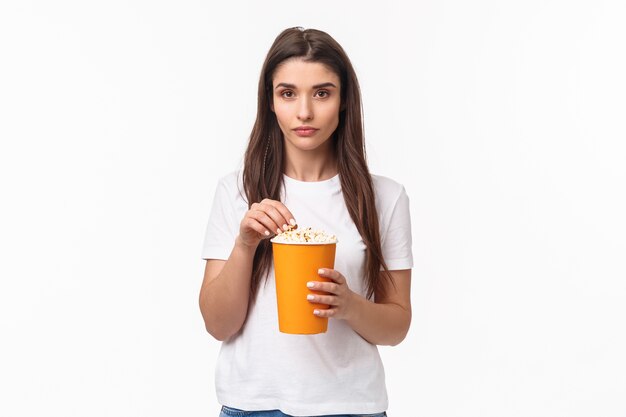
[274,82,338,90]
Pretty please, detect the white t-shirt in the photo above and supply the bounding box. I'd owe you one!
[201,170,413,416]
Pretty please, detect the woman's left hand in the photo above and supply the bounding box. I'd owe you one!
[306,268,357,320]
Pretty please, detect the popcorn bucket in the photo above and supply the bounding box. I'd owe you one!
[271,241,336,334]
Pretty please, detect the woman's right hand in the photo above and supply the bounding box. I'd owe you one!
[237,199,297,249]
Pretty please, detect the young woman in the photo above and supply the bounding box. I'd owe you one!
[199,27,413,417]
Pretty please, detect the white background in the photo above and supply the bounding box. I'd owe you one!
[1,1,625,416]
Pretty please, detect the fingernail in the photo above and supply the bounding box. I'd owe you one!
[318,268,324,274]
[282,224,289,231]
[276,228,282,234]
[313,310,320,315]
[264,230,270,236]
[290,219,296,226]
[307,295,315,301]
[307,282,314,288]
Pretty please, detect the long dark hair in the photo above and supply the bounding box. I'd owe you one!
[243,27,394,305]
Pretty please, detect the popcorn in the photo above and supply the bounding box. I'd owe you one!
[271,226,337,244]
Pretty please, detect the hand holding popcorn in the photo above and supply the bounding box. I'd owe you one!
[238,199,297,249]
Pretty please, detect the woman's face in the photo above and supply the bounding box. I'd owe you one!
[271,58,341,153]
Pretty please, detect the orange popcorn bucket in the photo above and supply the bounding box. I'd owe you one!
[271,241,337,334]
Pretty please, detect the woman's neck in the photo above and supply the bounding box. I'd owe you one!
[283,147,338,182]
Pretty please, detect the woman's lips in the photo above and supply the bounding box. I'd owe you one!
[293,127,318,137]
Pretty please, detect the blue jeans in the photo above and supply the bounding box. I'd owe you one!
[219,405,388,417]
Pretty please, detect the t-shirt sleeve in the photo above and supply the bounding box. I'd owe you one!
[200,177,241,260]
[381,186,414,271]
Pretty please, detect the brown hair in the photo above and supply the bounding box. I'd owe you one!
[242,27,394,305]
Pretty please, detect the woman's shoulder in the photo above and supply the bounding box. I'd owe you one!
[213,169,247,203]
[215,169,244,190]
[370,174,410,221]
[370,173,407,198]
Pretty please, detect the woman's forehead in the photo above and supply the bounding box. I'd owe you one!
[272,59,339,87]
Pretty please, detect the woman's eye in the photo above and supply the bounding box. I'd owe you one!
[281,91,294,98]
[316,90,329,98]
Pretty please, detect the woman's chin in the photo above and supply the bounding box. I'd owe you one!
[285,137,331,152]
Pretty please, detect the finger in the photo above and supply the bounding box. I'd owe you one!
[307,294,337,305]
[317,268,344,284]
[261,199,297,229]
[242,217,271,238]
[313,307,336,317]
[249,210,283,235]
[307,281,339,294]
[258,203,292,233]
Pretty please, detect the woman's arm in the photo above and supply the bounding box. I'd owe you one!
[199,237,256,341]
[345,269,412,346]
[309,269,412,346]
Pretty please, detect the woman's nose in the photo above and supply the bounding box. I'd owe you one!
[297,98,313,121]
